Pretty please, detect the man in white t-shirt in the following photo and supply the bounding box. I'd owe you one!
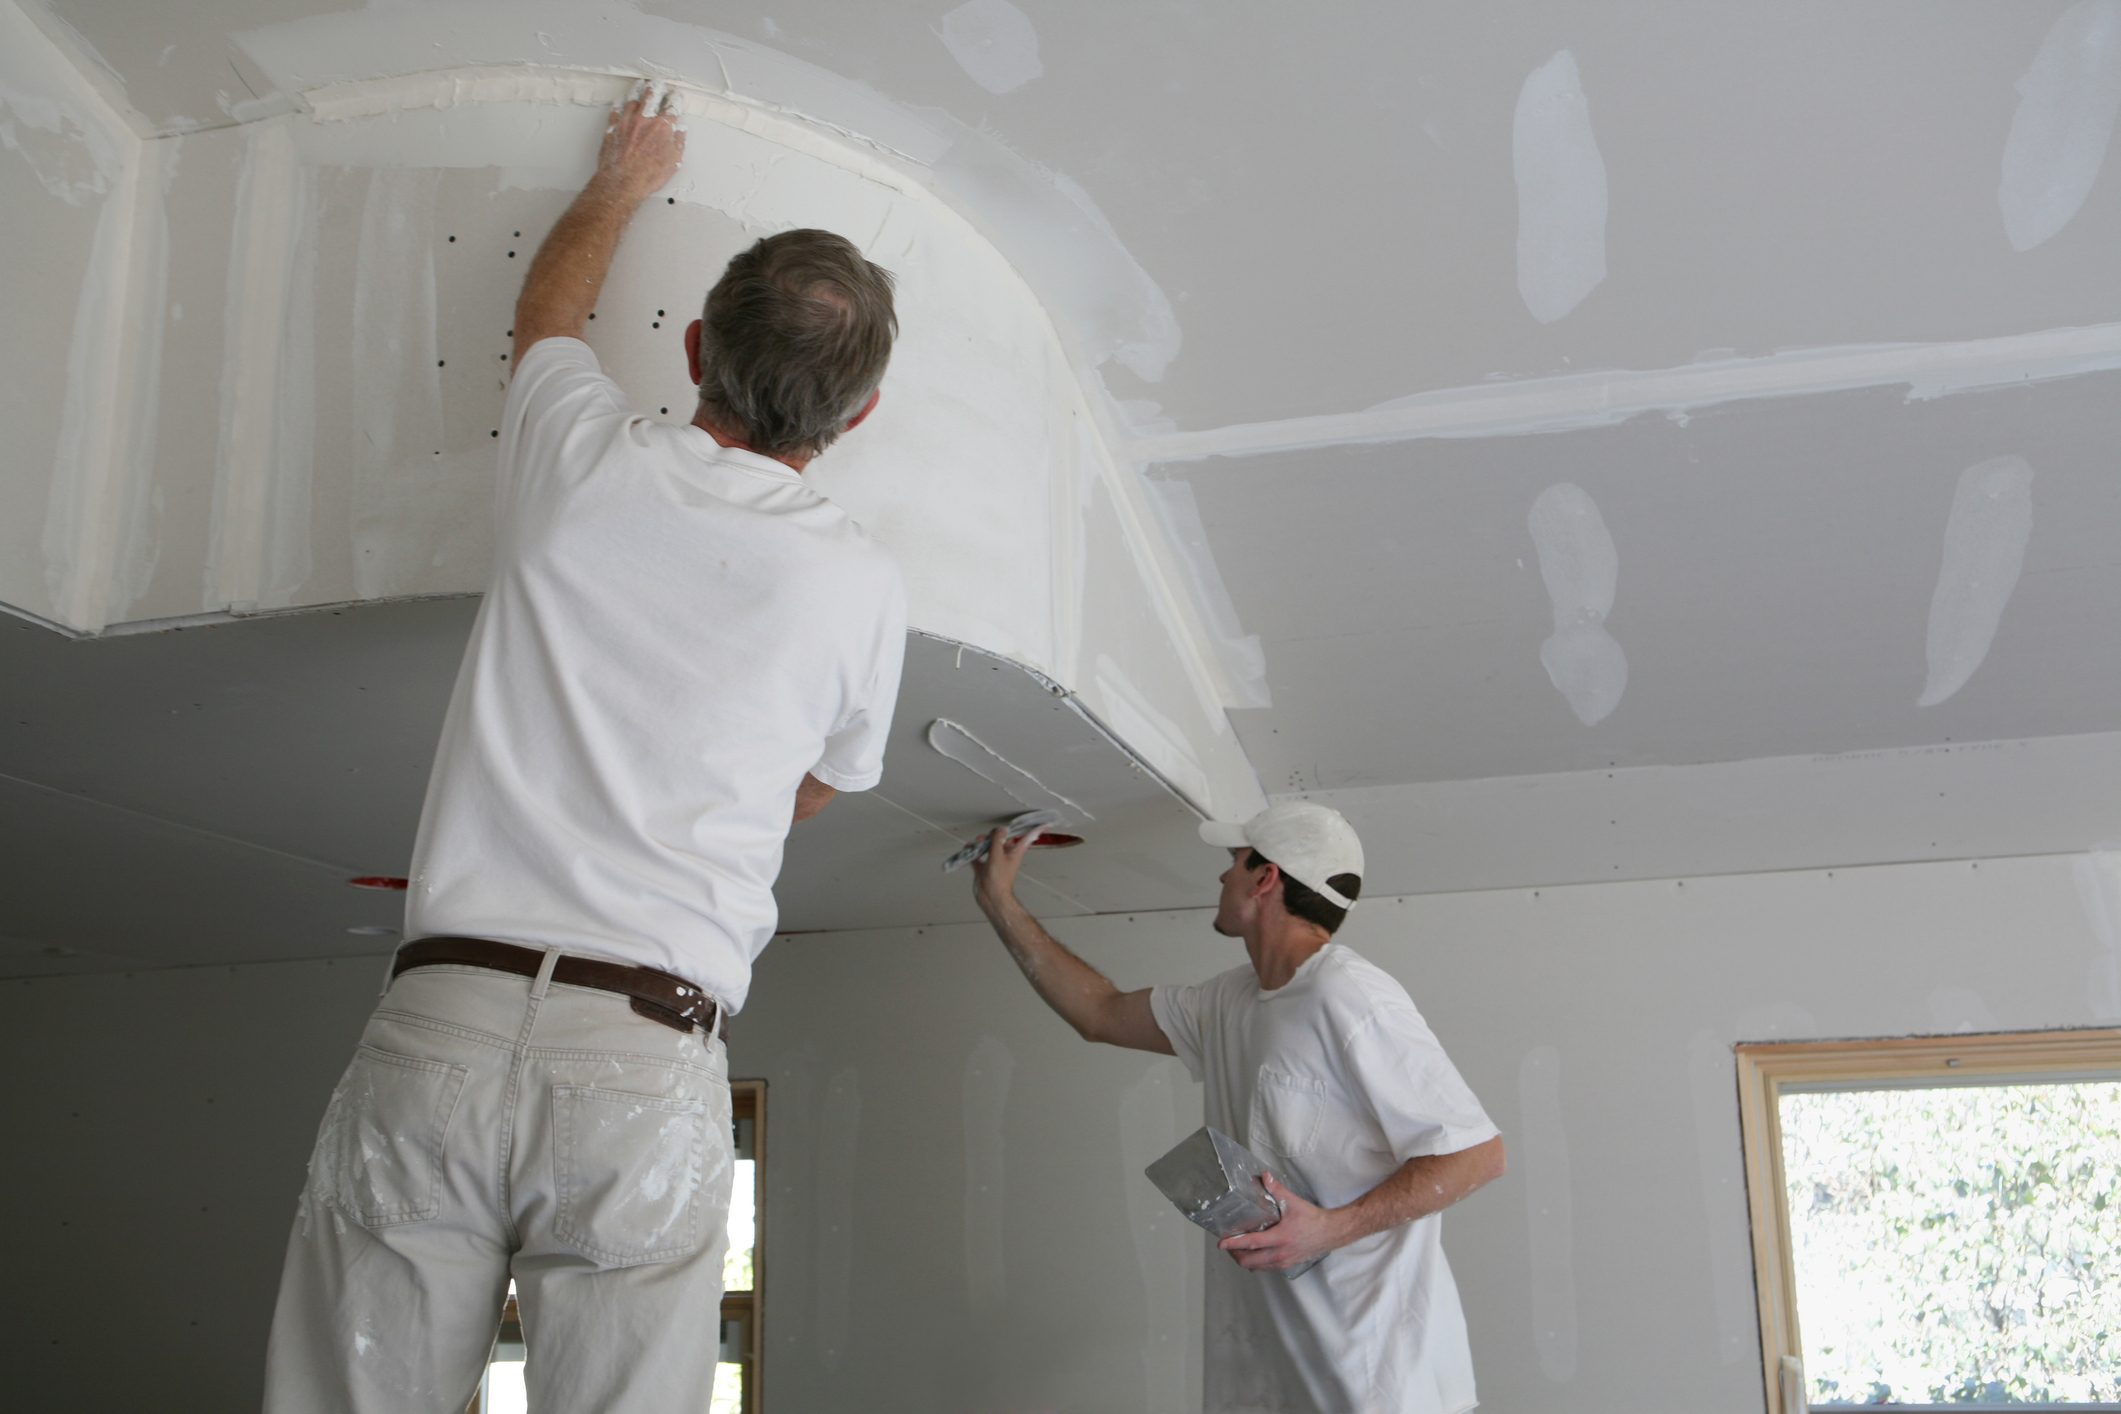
[264,86,907,1413]
[973,802,1506,1414]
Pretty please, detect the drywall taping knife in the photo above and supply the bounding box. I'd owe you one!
[941,809,1062,873]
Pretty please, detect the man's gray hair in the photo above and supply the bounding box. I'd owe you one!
[696,229,897,460]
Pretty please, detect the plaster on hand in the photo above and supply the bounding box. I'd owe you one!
[1529,483,1627,727]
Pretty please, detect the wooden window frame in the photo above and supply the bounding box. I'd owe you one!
[723,1078,766,1414]
[1734,1028,2121,1414]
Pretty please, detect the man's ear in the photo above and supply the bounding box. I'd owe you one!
[1248,860,1281,904]
[843,388,881,432]
[685,319,704,386]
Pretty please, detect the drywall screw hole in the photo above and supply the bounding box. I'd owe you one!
[667,197,674,204]
[491,430,499,437]
[514,231,521,237]
[653,321,660,328]
[448,235,455,242]
[508,251,515,257]
[658,309,665,316]
[437,360,445,367]
[660,407,668,414]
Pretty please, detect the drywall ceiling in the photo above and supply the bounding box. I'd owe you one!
[0,604,1209,977]
[6,0,2121,957]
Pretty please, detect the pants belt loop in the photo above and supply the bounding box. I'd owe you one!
[531,947,561,1000]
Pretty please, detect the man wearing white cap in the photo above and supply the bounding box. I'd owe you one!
[972,801,1505,1414]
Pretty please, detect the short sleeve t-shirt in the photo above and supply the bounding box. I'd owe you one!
[404,338,907,1012]
[1151,945,1499,1414]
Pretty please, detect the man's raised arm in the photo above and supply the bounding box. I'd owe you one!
[972,829,1174,1054]
[513,85,685,368]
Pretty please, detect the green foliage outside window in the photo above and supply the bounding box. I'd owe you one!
[1780,1082,2121,1406]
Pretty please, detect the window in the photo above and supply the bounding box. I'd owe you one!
[1736,1031,2121,1414]
[467,1079,765,1414]
[719,1079,765,1414]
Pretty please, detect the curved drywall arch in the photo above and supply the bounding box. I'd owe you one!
[0,44,1265,820]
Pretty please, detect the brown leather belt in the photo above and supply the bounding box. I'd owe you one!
[393,936,719,1034]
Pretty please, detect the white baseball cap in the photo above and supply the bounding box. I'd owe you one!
[1199,802,1364,909]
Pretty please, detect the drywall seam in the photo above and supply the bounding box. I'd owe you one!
[9,0,152,139]
[0,767,359,876]
[1141,473,1270,709]
[1999,0,2121,252]
[207,116,299,615]
[812,1066,860,1371]
[1918,456,2033,707]
[962,1035,1013,1311]
[927,718,1094,823]
[1517,1044,1579,1383]
[1686,1030,1762,1366]
[105,133,176,626]
[18,3,145,635]
[2069,852,2121,1021]
[1132,324,2121,465]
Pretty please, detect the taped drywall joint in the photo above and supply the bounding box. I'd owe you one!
[927,719,1092,825]
[1134,324,2121,466]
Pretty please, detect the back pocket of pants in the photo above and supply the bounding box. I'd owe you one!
[553,1086,711,1266]
[314,1046,468,1227]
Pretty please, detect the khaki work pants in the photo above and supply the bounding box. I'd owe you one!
[263,961,733,1413]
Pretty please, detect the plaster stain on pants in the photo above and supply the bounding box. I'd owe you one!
[1999,0,2121,252]
[1918,456,2033,707]
[1528,483,1627,726]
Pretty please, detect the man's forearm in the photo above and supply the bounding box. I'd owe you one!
[512,89,682,366]
[979,892,1136,1043]
[513,176,641,364]
[1331,1136,1507,1245]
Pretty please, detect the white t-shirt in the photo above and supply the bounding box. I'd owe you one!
[1151,944,1499,1414]
[405,337,907,1012]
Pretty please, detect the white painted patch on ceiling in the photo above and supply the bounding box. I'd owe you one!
[1513,49,1608,326]
[1528,483,1626,727]
[939,0,1044,95]
[1918,455,2033,707]
[927,718,1093,824]
[1517,1044,1578,1384]
[1998,0,2121,252]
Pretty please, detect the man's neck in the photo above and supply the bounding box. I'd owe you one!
[692,412,812,474]
[1245,923,1332,992]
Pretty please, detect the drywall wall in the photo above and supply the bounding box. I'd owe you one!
[718,848,2121,1414]
[5,849,2115,1412]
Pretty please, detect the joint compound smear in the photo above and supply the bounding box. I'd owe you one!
[1529,483,1627,726]
[928,718,1093,823]
[1918,455,2033,707]
[1514,50,1608,325]
[1999,0,2121,252]
[939,0,1043,95]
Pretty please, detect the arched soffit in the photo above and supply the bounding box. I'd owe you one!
[266,62,1150,676]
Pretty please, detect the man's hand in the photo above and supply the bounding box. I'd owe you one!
[512,82,687,366]
[970,824,1042,915]
[591,83,686,207]
[1218,1173,1350,1272]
